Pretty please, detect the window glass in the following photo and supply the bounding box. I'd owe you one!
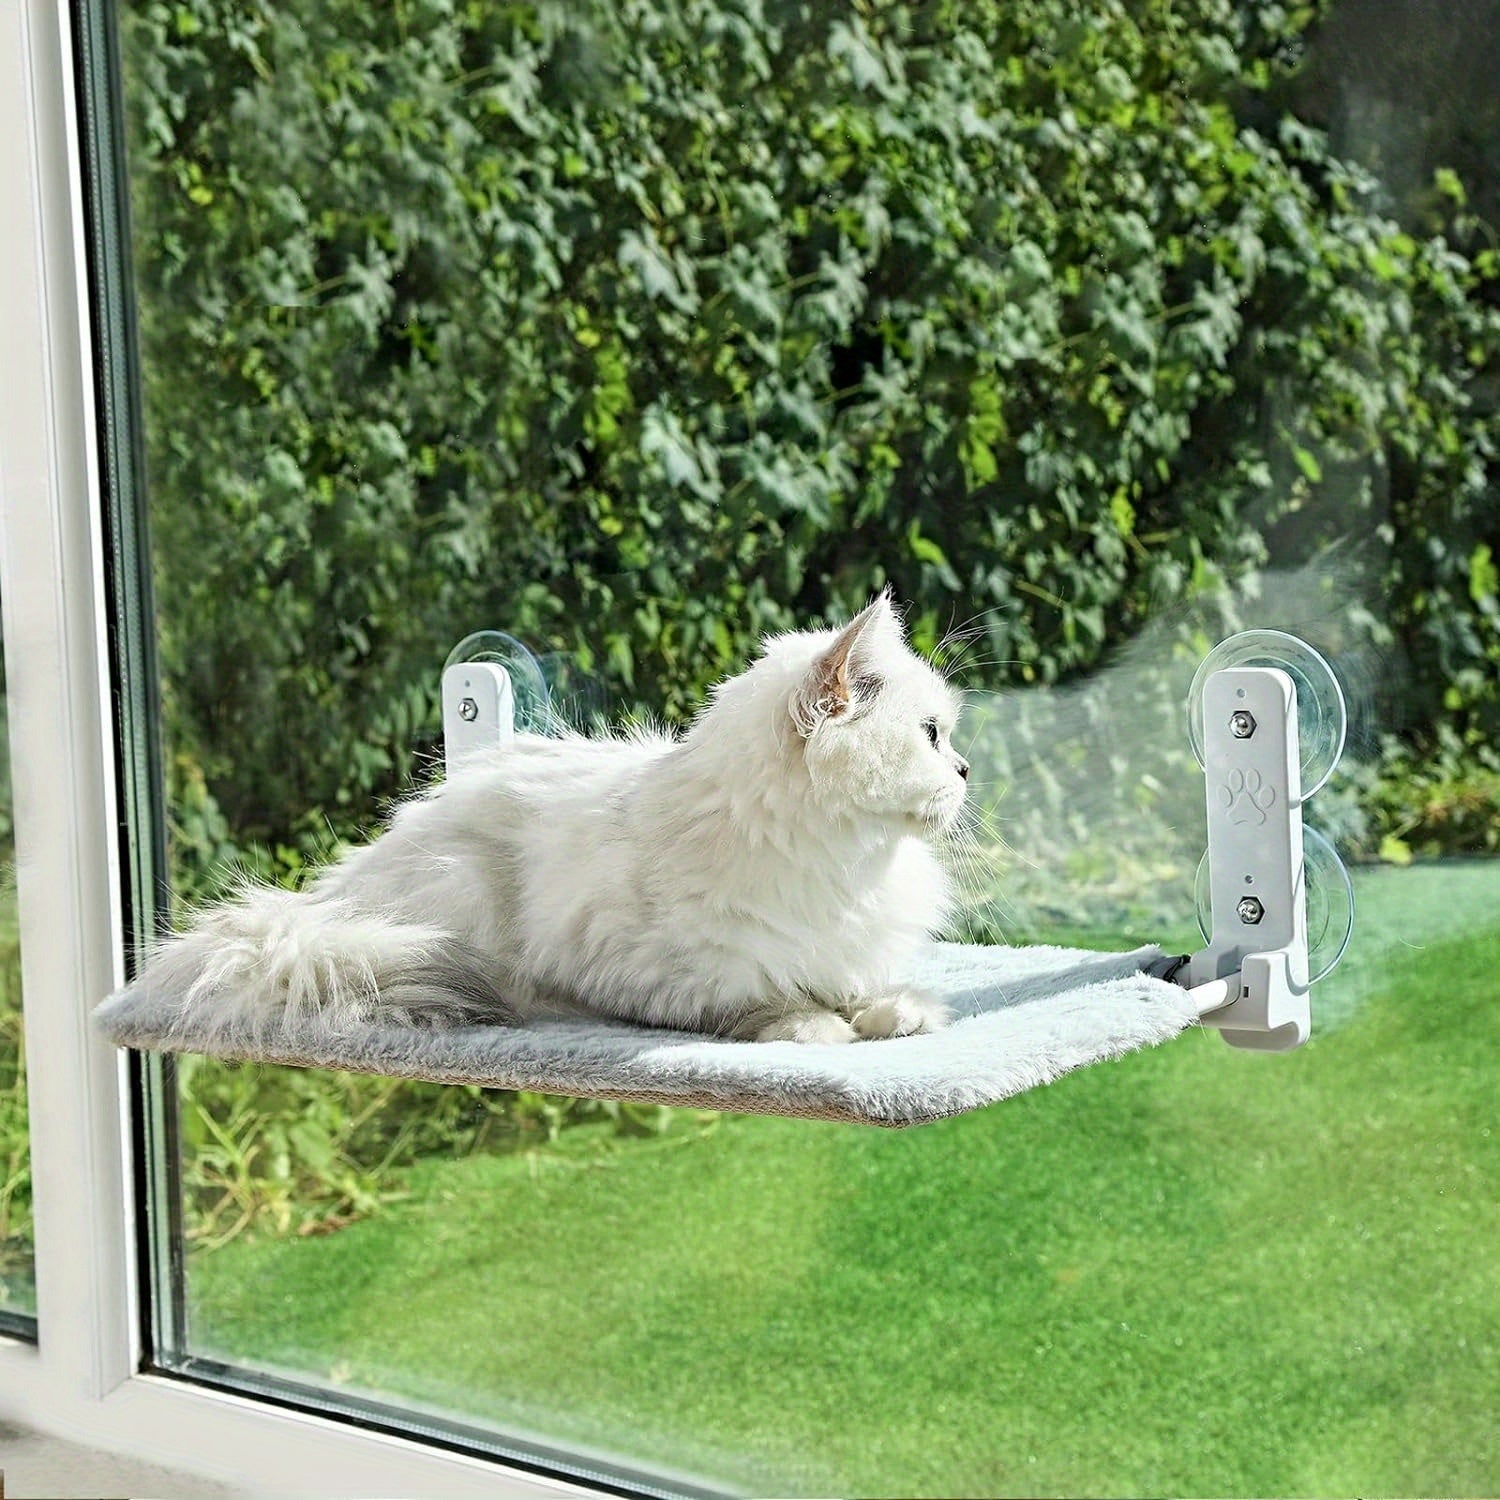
[0,603,36,1330]
[116,0,1498,1493]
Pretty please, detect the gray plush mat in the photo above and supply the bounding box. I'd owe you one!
[93,942,1200,1127]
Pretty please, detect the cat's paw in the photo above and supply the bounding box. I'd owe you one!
[850,990,951,1040]
[753,1009,859,1045]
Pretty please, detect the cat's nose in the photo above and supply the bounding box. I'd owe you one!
[956,757,969,780]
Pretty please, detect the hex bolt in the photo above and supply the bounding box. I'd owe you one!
[1237,896,1265,925]
[1230,710,1257,739]
[458,697,479,722]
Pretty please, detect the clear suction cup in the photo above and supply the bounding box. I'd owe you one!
[1195,825,1355,983]
[1188,629,1347,799]
[444,631,553,733]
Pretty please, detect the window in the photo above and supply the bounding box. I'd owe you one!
[2,0,1497,1494]
[0,606,35,1335]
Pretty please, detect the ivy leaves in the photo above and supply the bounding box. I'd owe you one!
[127,0,1498,873]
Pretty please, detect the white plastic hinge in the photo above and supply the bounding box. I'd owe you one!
[442,662,515,777]
[1186,666,1311,1052]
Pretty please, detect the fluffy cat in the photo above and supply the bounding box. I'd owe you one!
[140,592,969,1044]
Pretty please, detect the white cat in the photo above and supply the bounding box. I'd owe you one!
[141,592,969,1044]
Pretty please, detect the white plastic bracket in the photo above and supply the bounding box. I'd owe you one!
[441,661,515,777]
[1183,666,1311,1052]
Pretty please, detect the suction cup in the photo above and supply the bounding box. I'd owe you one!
[444,631,553,733]
[1195,825,1354,983]
[1188,630,1347,799]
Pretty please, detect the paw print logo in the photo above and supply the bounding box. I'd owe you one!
[1219,767,1276,826]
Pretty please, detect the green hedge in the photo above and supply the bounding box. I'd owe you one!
[176,1053,688,1247]
[0,872,30,1295]
[124,0,1499,887]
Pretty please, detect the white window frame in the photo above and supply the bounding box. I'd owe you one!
[0,4,597,1493]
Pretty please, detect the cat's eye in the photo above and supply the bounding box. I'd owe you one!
[922,718,939,747]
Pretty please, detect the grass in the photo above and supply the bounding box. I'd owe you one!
[187,862,1500,1497]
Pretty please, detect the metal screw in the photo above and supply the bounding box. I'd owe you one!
[1237,896,1265,925]
[458,697,479,722]
[1230,710,1256,739]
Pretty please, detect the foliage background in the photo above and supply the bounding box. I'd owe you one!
[126,0,1498,894]
[0,637,36,1312]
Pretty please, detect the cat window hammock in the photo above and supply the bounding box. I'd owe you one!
[94,631,1355,1126]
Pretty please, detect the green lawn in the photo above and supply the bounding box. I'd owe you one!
[188,862,1500,1497]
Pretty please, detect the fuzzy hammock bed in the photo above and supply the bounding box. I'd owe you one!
[94,942,1201,1127]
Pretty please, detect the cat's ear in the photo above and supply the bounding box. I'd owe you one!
[791,592,899,735]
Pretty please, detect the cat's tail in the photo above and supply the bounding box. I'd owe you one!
[131,884,515,1047]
